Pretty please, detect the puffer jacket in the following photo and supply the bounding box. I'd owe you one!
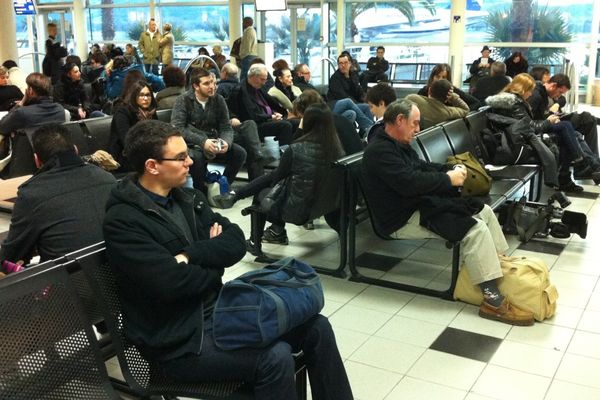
[53,77,91,120]
[485,92,552,134]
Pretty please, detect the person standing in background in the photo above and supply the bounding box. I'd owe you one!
[139,18,161,75]
[42,22,68,84]
[239,17,258,79]
[159,23,174,71]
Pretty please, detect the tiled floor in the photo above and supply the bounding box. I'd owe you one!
[5,107,600,400]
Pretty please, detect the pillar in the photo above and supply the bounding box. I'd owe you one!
[72,0,89,60]
[448,0,466,88]
[229,0,242,66]
[0,2,19,63]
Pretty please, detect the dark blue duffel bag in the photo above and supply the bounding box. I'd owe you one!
[213,257,324,350]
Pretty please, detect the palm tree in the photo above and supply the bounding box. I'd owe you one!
[486,3,572,64]
[207,19,229,42]
[101,0,115,40]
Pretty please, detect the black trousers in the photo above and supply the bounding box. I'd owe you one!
[188,144,247,190]
[257,120,294,146]
[234,120,264,181]
[563,111,599,156]
[160,314,353,400]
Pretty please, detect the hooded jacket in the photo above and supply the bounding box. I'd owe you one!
[103,176,246,362]
[485,92,552,134]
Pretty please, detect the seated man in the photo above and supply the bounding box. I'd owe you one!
[227,63,295,147]
[327,53,374,134]
[171,67,246,189]
[292,63,317,92]
[365,82,397,142]
[216,63,240,100]
[0,72,67,178]
[0,124,116,265]
[406,79,469,129]
[103,119,353,400]
[472,61,511,103]
[528,73,599,157]
[360,46,389,90]
[363,99,534,326]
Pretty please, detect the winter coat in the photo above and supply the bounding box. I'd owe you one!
[227,79,287,124]
[109,105,157,168]
[159,32,174,65]
[405,93,469,129]
[138,30,162,65]
[327,69,364,103]
[103,176,245,362]
[485,92,552,134]
[156,86,185,110]
[268,84,302,111]
[53,77,92,120]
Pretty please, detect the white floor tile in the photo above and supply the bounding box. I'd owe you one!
[556,287,593,309]
[555,353,600,389]
[384,376,467,400]
[397,295,465,325]
[567,330,600,359]
[542,304,584,329]
[329,304,393,335]
[449,305,512,339]
[472,365,551,400]
[545,380,600,400]
[506,322,574,351]
[490,340,563,377]
[321,299,345,317]
[550,270,598,292]
[349,336,426,374]
[331,327,371,359]
[347,285,414,315]
[577,309,600,334]
[375,315,447,348]
[464,394,499,400]
[344,360,402,400]
[319,276,367,303]
[407,349,486,391]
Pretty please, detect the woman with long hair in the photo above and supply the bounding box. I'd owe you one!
[215,103,345,251]
[486,73,600,192]
[418,63,481,110]
[505,51,529,78]
[109,81,157,170]
[268,68,302,112]
[53,62,98,120]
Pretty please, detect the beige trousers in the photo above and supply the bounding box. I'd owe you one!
[391,204,508,284]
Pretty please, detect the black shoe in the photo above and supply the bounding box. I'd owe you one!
[593,171,600,185]
[212,193,236,209]
[551,191,571,208]
[558,180,584,193]
[262,227,289,245]
[246,239,262,256]
[303,220,315,230]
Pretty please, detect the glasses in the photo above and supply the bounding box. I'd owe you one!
[138,93,152,99]
[157,153,189,162]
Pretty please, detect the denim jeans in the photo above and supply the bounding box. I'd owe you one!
[332,98,374,132]
[144,63,159,75]
[161,314,353,400]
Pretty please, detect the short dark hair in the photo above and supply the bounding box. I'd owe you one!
[124,120,183,175]
[190,67,211,86]
[2,60,18,69]
[91,52,108,65]
[365,83,396,106]
[337,54,350,63]
[112,55,129,70]
[65,55,82,69]
[26,72,51,96]
[377,46,385,52]
[162,66,185,88]
[529,67,550,81]
[31,124,74,164]
[429,79,453,102]
[549,73,571,90]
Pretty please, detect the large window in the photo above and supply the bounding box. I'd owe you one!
[156,5,230,42]
[86,7,149,43]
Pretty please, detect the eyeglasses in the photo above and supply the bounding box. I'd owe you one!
[138,93,152,99]
[157,153,189,162]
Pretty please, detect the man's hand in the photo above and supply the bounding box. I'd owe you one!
[78,108,87,120]
[204,139,219,154]
[174,253,189,264]
[272,113,283,121]
[210,223,223,238]
[447,168,467,187]
[547,114,560,124]
[230,118,241,127]
[549,103,560,113]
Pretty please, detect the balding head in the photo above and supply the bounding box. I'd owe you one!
[247,64,268,89]
[220,63,239,80]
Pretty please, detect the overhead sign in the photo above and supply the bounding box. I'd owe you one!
[14,0,36,15]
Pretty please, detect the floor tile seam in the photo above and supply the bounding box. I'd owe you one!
[540,330,581,399]
[347,341,428,374]
[549,377,600,392]
[469,362,552,399]
[500,337,569,354]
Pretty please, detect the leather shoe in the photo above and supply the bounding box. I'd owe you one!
[479,298,534,326]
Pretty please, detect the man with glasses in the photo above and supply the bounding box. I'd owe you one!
[292,63,317,92]
[327,54,374,136]
[171,68,246,191]
[103,119,354,400]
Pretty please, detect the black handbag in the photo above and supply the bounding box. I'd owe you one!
[502,197,551,242]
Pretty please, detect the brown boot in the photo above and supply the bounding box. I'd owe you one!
[479,298,535,326]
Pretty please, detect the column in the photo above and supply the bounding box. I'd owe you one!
[0,2,19,63]
[585,0,600,104]
[336,0,344,56]
[448,0,466,88]
[229,0,242,66]
[72,0,89,60]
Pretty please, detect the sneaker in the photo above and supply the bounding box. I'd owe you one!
[479,298,535,326]
[558,180,584,193]
[212,193,236,209]
[245,239,278,263]
[262,227,289,245]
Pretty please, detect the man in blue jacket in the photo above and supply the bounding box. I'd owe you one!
[103,120,353,400]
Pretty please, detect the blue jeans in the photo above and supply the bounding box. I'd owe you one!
[144,63,159,75]
[332,98,374,132]
[240,55,257,81]
[161,314,353,400]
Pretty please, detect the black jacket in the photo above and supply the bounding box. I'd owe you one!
[227,79,286,124]
[109,105,157,168]
[171,90,234,149]
[0,85,23,111]
[0,151,116,264]
[53,77,92,120]
[485,92,552,134]
[216,78,239,100]
[469,57,496,76]
[292,75,316,92]
[42,37,68,84]
[472,75,511,103]
[365,57,389,74]
[417,85,481,111]
[103,176,246,362]
[527,82,550,121]
[363,132,480,241]
[293,114,361,156]
[327,69,364,103]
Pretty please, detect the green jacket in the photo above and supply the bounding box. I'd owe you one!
[138,30,162,65]
[103,175,246,362]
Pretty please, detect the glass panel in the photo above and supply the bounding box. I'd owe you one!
[47,12,75,54]
[296,8,322,84]
[156,5,230,42]
[85,7,149,42]
[265,10,292,65]
[87,0,147,5]
[345,1,450,44]
[466,0,594,44]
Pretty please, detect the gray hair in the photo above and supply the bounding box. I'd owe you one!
[0,66,8,76]
[383,99,416,125]
[221,63,238,79]
[491,61,506,77]
[247,63,267,78]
